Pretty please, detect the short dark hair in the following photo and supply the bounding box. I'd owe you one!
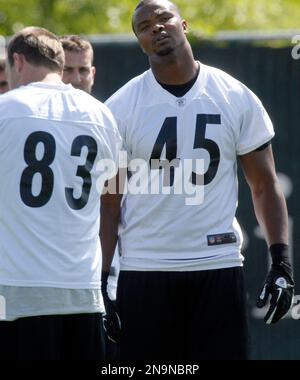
[0,58,5,72]
[132,0,151,34]
[134,0,147,11]
[60,35,94,64]
[7,26,64,72]
[132,0,181,34]
[134,0,180,13]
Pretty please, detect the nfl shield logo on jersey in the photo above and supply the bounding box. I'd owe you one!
[176,98,186,107]
[208,236,216,245]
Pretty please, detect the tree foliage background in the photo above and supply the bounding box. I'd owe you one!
[0,0,299,36]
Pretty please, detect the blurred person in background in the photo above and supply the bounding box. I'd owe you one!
[0,58,9,94]
[60,34,95,94]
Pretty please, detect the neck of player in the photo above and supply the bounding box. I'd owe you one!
[149,43,198,85]
[21,66,64,87]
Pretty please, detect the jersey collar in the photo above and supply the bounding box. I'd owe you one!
[146,61,208,107]
[27,82,74,91]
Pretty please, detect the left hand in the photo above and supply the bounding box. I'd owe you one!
[256,262,294,324]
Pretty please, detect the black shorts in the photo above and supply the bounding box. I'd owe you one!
[117,267,249,360]
[0,312,105,360]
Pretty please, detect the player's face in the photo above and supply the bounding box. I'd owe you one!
[62,49,95,94]
[133,0,187,58]
[0,70,9,94]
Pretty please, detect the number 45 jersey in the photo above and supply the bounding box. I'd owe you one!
[0,82,121,287]
[106,63,274,271]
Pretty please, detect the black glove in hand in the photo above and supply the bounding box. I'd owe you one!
[101,270,121,343]
[256,245,295,324]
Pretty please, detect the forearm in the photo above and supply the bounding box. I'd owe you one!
[251,179,288,246]
[100,195,122,272]
[240,145,294,324]
[254,183,294,325]
[100,197,122,342]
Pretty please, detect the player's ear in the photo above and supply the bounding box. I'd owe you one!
[13,53,25,73]
[91,66,96,79]
[90,66,96,87]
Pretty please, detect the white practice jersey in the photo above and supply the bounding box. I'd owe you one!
[106,63,274,271]
[0,82,121,288]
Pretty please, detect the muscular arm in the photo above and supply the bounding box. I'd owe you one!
[100,173,124,272]
[239,145,288,246]
[240,145,295,324]
[100,174,124,342]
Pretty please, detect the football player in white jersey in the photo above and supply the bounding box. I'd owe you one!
[101,0,295,360]
[0,27,121,360]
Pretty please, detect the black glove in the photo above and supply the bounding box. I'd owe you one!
[256,244,295,324]
[101,270,121,343]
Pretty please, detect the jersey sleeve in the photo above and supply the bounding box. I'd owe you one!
[105,96,132,163]
[108,114,123,165]
[100,105,123,175]
[236,86,275,156]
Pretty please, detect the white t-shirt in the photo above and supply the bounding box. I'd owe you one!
[105,63,274,271]
[0,82,122,288]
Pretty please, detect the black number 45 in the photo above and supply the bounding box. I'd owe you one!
[20,131,97,210]
[149,113,221,185]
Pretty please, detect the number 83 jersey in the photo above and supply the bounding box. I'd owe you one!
[106,63,274,271]
[0,82,121,287]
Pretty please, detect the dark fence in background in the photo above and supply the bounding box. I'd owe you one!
[92,37,300,360]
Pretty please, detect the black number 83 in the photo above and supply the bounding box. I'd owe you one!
[20,131,98,210]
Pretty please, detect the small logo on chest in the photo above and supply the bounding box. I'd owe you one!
[176,98,186,107]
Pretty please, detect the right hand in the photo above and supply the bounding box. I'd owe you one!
[101,270,121,343]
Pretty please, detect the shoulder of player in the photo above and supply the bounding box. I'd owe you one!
[0,86,32,120]
[203,64,247,95]
[105,70,149,113]
[71,91,120,134]
[0,85,26,102]
[73,88,105,109]
[65,88,110,115]
[203,63,262,111]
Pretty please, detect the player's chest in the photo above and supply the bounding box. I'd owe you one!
[127,100,237,161]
